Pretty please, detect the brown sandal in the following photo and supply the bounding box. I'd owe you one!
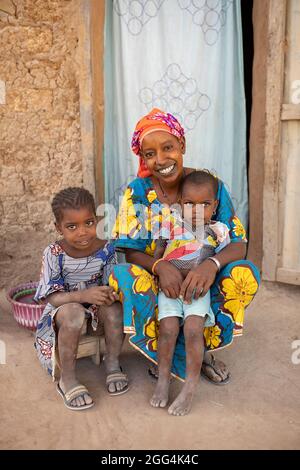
[201,354,231,385]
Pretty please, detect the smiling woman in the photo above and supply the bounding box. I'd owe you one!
[109,108,260,415]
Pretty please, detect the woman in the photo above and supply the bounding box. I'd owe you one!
[108,108,260,396]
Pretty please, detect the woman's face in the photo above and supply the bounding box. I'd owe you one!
[141,131,185,185]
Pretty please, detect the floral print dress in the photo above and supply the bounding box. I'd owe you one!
[109,176,260,382]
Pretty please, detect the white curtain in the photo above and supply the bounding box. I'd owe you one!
[104,0,248,226]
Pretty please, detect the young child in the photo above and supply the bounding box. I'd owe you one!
[150,170,230,416]
[34,187,128,411]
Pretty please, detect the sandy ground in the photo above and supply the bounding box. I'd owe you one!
[0,281,300,450]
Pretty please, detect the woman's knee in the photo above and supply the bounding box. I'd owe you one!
[55,303,85,329]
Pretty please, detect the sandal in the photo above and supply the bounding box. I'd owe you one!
[148,364,159,379]
[106,370,129,396]
[56,383,94,410]
[201,354,231,385]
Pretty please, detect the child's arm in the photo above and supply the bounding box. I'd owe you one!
[47,286,117,308]
[153,241,166,260]
[35,245,117,308]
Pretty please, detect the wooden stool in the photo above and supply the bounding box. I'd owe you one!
[77,334,101,365]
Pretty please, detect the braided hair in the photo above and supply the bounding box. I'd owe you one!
[51,187,96,223]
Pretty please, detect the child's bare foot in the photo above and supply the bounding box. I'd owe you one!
[150,377,170,408]
[58,377,93,409]
[168,381,197,416]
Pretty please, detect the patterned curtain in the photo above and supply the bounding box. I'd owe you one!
[104,0,247,226]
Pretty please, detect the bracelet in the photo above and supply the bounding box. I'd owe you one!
[207,257,221,272]
[152,258,164,275]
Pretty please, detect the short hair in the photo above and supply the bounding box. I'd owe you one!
[51,187,96,223]
[181,169,219,197]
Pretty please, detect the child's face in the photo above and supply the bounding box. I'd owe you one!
[181,183,218,226]
[55,206,97,253]
[141,131,185,185]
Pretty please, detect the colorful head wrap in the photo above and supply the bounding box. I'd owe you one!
[131,108,185,178]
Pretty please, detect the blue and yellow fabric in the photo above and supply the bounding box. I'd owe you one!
[110,176,260,381]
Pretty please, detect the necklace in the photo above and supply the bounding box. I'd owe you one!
[156,169,186,205]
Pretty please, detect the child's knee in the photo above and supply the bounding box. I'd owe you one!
[102,302,123,322]
[184,328,201,342]
[184,320,204,341]
[56,303,85,329]
[160,318,180,340]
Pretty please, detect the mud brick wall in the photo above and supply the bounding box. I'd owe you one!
[0,0,84,288]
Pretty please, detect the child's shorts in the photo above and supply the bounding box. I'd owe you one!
[158,290,215,327]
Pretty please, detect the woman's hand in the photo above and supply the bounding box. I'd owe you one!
[155,260,184,299]
[180,259,219,303]
[80,286,118,306]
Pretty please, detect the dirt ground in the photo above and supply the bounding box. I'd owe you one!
[0,281,300,450]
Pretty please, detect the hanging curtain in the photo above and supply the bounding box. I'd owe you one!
[104,0,247,226]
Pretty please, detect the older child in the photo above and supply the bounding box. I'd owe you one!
[151,170,230,415]
[34,187,128,411]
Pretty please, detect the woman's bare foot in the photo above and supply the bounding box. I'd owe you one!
[168,381,197,416]
[150,376,170,408]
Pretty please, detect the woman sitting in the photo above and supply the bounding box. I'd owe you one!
[108,108,260,410]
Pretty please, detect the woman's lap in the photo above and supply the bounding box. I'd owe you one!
[109,260,260,381]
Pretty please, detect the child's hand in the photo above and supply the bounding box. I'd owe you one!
[80,286,118,306]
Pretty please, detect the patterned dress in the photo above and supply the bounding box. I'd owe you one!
[152,205,231,269]
[109,176,260,381]
[34,241,116,378]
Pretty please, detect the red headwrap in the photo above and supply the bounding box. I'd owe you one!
[131,108,185,178]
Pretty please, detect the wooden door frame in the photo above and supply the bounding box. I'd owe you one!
[248,0,287,281]
[78,0,105,205]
